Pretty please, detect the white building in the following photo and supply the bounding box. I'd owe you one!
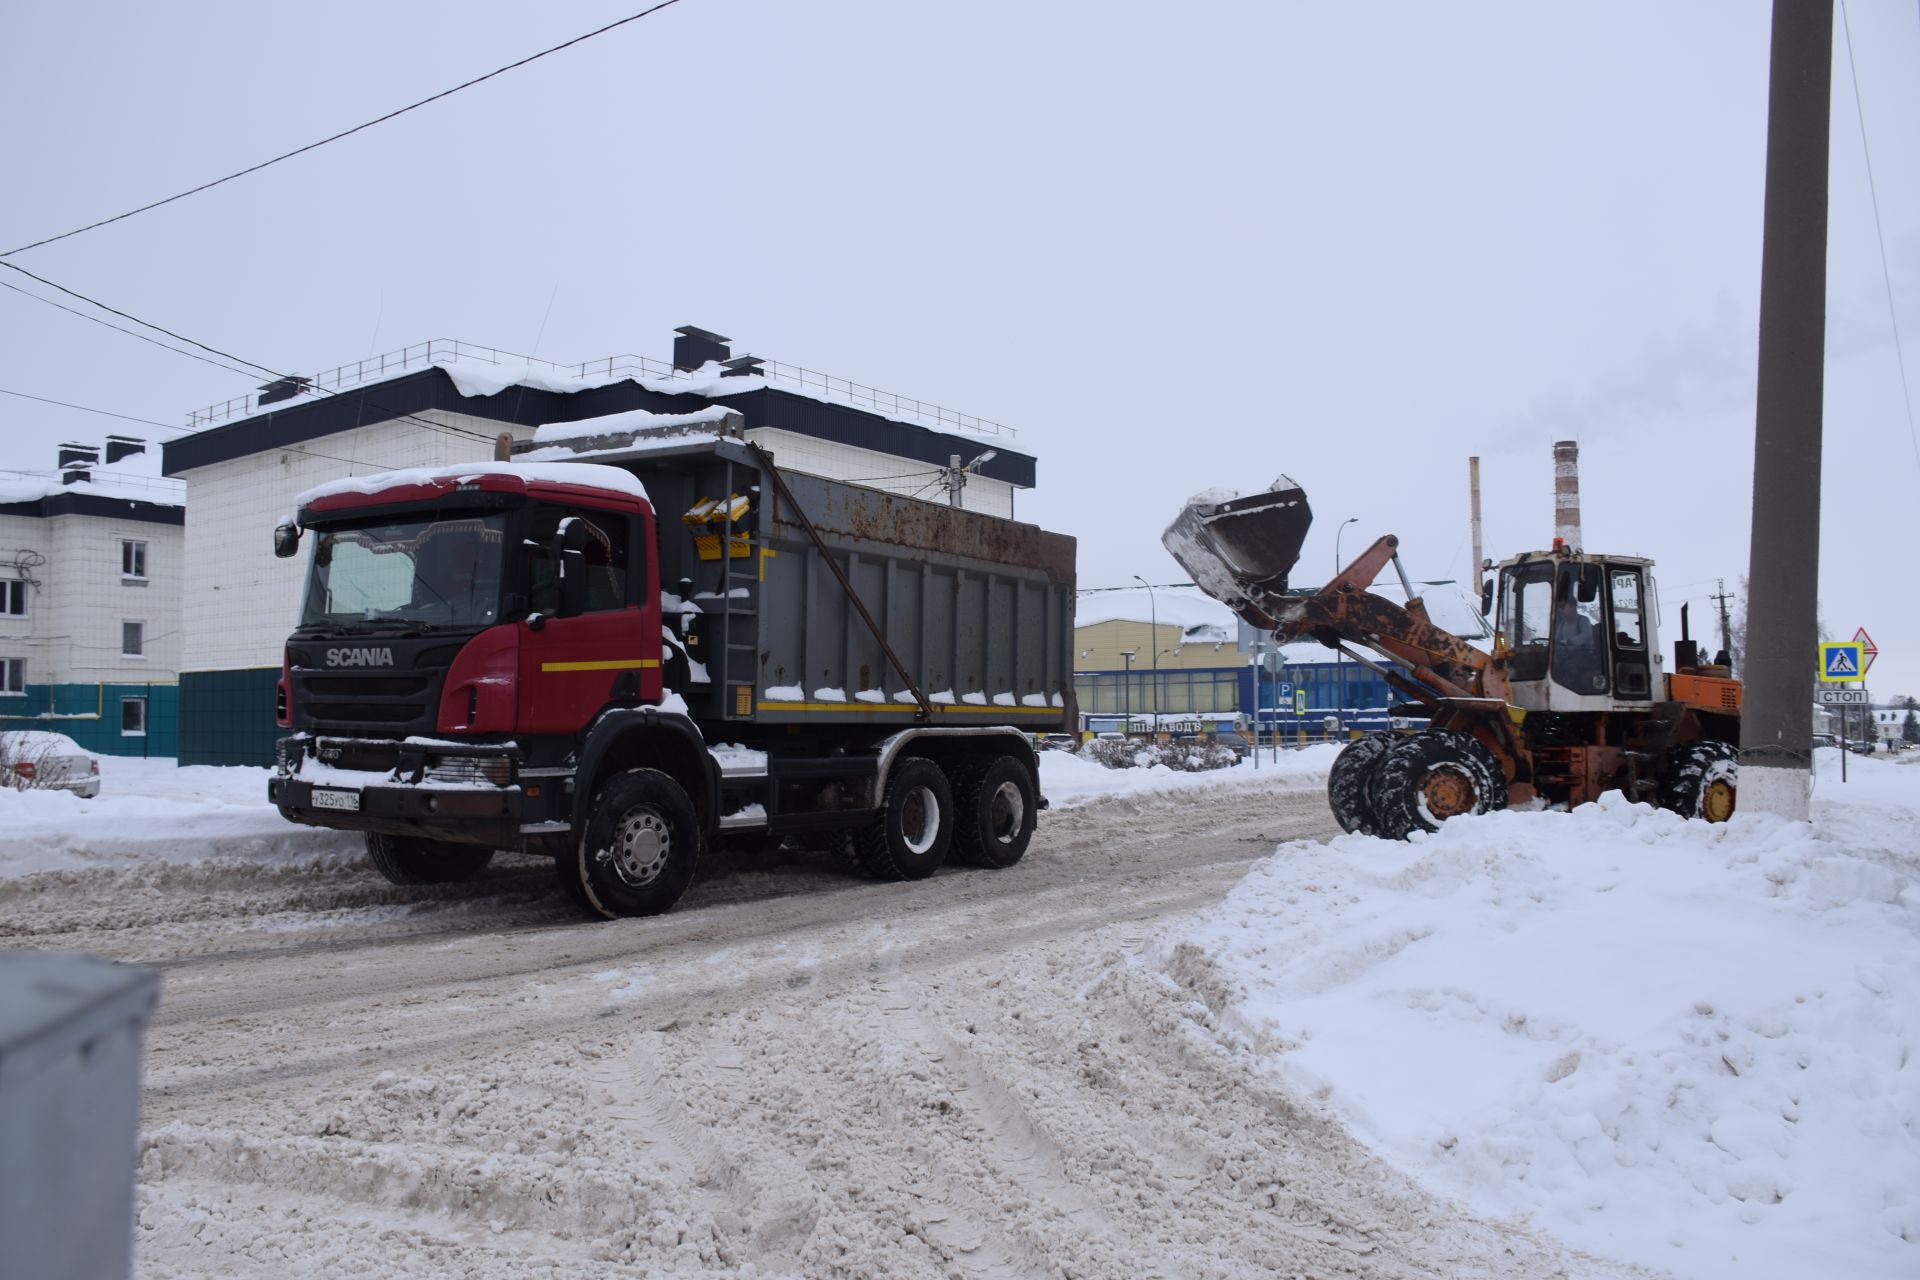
[161,328,1037,764]
[0,437,184,755]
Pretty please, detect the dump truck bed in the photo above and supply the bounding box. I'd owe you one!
[539,433,1077,732]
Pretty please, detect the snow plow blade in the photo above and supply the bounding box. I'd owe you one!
[1160,478,1312,628]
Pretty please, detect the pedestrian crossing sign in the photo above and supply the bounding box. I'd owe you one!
[1819,642,1864,682]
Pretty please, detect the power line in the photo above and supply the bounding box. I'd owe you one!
[0,262,496,450]
[1837,0,1920,475]
[0,387,177,432]
[0,0,690,259]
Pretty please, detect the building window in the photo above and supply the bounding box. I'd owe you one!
[122,621,144,658]
[122,540,147,580]
[121,697,147,737]
[0,658,22,695]
[0,580,24,617]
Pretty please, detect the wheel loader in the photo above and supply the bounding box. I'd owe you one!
[1163,480,1741,838]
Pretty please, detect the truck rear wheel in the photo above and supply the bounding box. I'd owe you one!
[564,767,701,919]
[855,757,953,880]
[364,832,494,885]
[954,754,1037,869]
[1370,729,1507,840]
[1661,740,1737,822]
[1328,733,1395,836]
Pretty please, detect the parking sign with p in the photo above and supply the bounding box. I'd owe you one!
[1819,642,1864,682]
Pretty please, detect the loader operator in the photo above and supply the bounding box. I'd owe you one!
[1552,572,1609,695]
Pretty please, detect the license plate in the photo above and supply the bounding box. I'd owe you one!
[311,787,361,812]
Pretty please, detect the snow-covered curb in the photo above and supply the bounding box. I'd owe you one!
[1168,751,1920,1279]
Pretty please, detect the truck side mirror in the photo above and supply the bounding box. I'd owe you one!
[1576,572,1598,604]
[551,517,592,619]
[273,520,301,559]
[1479,580,1493,617]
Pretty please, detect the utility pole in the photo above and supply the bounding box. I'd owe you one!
[1133,575,1159,735]
[1740,0,1833,821]
[1710,579,1737,665]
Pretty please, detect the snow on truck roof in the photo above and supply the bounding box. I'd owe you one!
[295,461,650,510]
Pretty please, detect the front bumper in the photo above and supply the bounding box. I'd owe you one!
[270,735,541,847]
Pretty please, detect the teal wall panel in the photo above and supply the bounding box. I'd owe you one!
[0,683,181,757]
[178,668,281,767]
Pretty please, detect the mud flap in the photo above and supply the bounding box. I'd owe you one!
[1160,479,1313,627]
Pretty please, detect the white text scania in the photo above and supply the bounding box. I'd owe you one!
[325,647,395,668]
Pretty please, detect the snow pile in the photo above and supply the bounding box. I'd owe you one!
[0,757,357,876]
[1039,743,1337,808]
[1174,752,1920,1280]
[530,404,735,445]
[296,461,648,507]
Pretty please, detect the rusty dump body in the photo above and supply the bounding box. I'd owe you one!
[1164,483,1742,819]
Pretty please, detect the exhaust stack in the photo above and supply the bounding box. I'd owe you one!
[1552,439,1581,547]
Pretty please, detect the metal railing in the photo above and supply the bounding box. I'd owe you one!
[185,338,1017,440]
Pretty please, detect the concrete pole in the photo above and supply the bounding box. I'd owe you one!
[1740,0,1833,821]
[1469,456,1484,590]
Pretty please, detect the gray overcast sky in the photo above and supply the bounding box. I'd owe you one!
[4,1,1917,695]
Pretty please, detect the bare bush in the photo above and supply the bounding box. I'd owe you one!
[1077,737,1239,773]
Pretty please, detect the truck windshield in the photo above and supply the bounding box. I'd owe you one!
[300,514,507,632]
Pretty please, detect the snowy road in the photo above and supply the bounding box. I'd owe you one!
[7,770,1642,1278]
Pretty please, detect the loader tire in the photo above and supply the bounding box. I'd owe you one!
[954,754,1037,869]
[1328,733,1395,836]
[364,832,494,885]
[1370,729,1507,840]
[1660,740,1737,823]
[854,757,953,881]
[564,768,701,919]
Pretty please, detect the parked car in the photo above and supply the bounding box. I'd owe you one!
[1035,733,1079,752]
[0,731,101,797]
[1811,733,1840,750]
[1174,731,1251,761]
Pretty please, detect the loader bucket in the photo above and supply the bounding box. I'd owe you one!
[1161,478,1313,626]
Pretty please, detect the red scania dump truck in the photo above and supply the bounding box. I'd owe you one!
[267,423,1076,918]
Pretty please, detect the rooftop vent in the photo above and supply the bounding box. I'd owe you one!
[719,355,764,379]
[60,461,92,486]
[673,325,731,372]
[257,375,312,407]
[104,435,145,465]
[57,442,100,470]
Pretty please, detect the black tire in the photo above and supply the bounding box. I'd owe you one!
[1328,733,1395,836]
[364,832,494,885]
[1660,740,1737,822]
[1370,729,1508,840]
[954,754,1038,869]
[854,756,954,880]
[563,767,702,919]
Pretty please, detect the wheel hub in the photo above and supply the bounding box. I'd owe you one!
[988,780,1025,844]
[901,785,939,855]
[606,807,672,886]
[1702,778,1736,823]
[1419,766,1477,820]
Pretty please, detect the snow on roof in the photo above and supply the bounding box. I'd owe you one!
[531,404,736,445]
[0,446,182,509]
[296,461,649,509]
[1076,587,1238,633]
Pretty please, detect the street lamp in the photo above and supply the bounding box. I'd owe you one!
[1133,575,1158,736]
[1119,649,1137,733]
[1332,517,1358,741]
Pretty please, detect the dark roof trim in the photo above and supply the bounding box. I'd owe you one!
[163,368,1037,488]
[0,493,186,525]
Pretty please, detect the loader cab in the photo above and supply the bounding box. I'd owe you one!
[1495,550,1659,713]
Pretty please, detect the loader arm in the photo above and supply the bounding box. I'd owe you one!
[1273,535,1503,707]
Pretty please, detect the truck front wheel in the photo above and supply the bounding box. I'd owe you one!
[855,757,953,880]
[565,768,701,918]
[1370,729,1507,840]
[364,832,494,885]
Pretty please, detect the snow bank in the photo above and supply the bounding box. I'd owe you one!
[0,757,357,877]
[1174,751,1920,1280]
[1038,743,1337,808]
